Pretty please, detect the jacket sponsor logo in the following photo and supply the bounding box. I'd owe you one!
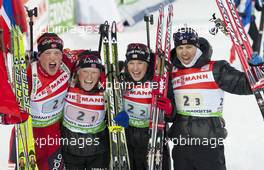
[37,73,69,98]
[127,90,152,96]
[66,93,104,103]
[176,73,209,86]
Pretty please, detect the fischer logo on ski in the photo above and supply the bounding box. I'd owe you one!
[101,21,130,170]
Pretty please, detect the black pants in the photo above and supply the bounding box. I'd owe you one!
[126,126,171,170]
[63,151,109,170]
[172,145,226,170]
[128,144,147,170]
[127,141,171,170]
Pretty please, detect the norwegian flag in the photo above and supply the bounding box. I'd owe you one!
[0,0,27,120]
[0,0,27,50]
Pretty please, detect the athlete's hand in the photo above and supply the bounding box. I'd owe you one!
[113,111,129,128]
[156,97,173,117]
[1,111,29,124]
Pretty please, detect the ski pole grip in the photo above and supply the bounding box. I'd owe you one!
[25,6,38,62]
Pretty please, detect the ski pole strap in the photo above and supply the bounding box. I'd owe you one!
[108,125,124,133]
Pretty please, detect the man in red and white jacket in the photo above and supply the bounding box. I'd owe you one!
[167,27,253,170]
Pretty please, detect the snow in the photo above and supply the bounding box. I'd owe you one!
[1,0,264,169]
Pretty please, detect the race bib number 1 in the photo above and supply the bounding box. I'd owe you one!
[65,105,99,126]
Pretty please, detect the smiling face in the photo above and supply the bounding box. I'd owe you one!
[127,59,148,82]
[176,44,197,65]
[38,49,63,76]
[78,67,101,91]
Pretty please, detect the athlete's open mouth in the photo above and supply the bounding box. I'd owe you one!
[84,80,93,85]
[49,62,57,69]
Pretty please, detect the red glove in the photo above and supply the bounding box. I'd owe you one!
[1,111,29,124]
[156,97,173,117]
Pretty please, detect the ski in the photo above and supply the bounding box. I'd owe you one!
[147,5,165,170]
[16,26,38,170]
[102,21,130,170]
[215,0,264,119]
[10,26,38,170]
[111,21,130,170]
[147,4,173,170]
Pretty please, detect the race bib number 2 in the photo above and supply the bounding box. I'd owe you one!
[42,93,66,113]
[125,101,150,119]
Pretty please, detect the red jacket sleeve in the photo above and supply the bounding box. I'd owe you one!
[63,49,85,71]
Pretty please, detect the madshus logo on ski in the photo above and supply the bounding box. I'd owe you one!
[148,3,173,170]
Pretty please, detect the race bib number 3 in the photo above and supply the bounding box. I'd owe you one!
[176,93,204,109]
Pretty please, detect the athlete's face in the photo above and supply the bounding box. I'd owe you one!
[78,67,101,91]
[38,49,63,76]
[127,60,148,82]
[176,44,197,65]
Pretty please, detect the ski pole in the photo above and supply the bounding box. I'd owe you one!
[144,14,154,49]
[256,1,263,54]
[98,21,109,55]
[98,24,104,54]
[25,6,38,62]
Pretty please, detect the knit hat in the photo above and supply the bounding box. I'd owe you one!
[37,33,63,56]
[76,50,102,71]
[173,27,200,48]
[125,43,151,63]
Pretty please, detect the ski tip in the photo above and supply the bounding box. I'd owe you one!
[104,20,109,25]
[159,4,165,12]
[168,4,173,10]
[111,21,117,34]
